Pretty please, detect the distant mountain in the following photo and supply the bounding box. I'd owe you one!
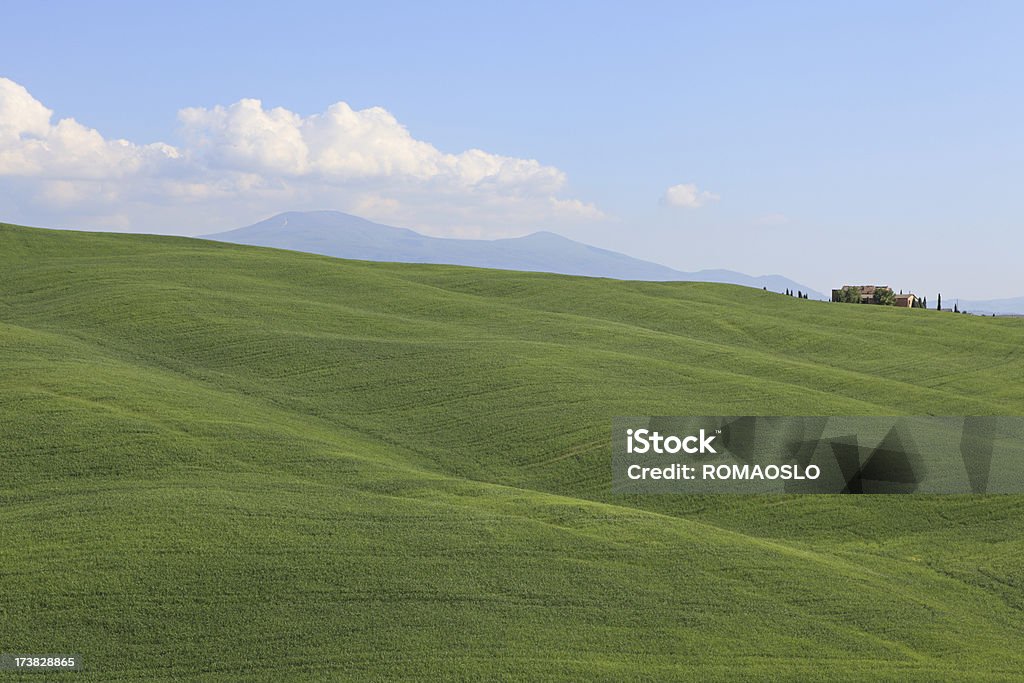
[958,297,1024,316]
[204,211,826,298]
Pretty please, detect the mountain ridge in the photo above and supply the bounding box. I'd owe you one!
[957,296,1024,316]
[204,210,827,298]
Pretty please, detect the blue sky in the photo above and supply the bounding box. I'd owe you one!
[1,1,1021,298]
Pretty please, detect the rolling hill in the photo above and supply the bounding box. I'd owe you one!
[205,210,827,298]
[2,221,1023,680]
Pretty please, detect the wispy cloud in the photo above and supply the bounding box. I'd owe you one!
[755,213,791,226]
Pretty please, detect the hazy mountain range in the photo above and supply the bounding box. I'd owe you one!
[955,297,1024,316]
[204,211,827,298]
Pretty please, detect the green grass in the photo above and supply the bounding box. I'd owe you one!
[2,222,1023,681]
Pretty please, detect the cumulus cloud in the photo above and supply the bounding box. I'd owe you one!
[177,98,569,194]
[662,183,719,208]
[0,79,179,182]
[0,78,52,142]
[0,77,603,234]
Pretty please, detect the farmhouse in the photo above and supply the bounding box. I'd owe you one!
[893,293,916,308]
[832,285,882,304]
[832,285,919,307]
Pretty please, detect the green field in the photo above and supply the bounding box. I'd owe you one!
[2,222,1023,681]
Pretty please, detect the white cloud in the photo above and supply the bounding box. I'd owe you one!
[0,78,179,180]
[178,98,569,194]
[179,99,308,175]
[662,183,719,208]
[0,78,52,142]
[0,77,603,234]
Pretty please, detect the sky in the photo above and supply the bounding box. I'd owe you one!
[1,0,1021,299]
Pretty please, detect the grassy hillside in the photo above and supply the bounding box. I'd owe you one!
[2,222,1023,681]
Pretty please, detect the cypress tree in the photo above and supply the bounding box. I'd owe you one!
[937,293,942,310]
